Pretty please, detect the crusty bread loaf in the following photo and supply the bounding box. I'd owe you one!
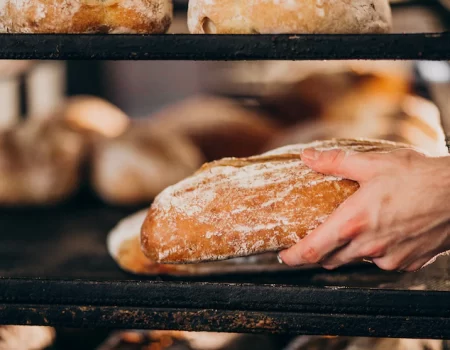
[141,139,411,264]
[108,209,308,276]
[0,118,87,206]
[91,122,205,206]
[188,0,392,34]
[3,0,172,33]
[147,96,281,161]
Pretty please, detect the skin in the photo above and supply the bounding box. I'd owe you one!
[279,147,450,272]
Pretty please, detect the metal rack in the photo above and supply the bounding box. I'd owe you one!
[0,33,449,60]
[2,199,450,338]
[0,0,450,341]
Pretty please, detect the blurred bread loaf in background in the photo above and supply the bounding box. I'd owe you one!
[91,124,204,206]
[0,117,87,206]
[146,95,281,160]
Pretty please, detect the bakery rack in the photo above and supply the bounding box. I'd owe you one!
[0,0,450,343]
[0,33,449,61]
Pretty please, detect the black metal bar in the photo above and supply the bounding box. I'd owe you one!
[2,304,450,339]
[1,279,450,318]
[0,33,448,61]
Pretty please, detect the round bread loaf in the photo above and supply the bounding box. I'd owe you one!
[0,118,87,206]
[188,0,392,34]
[2,0,172,33]
[141,139,412,264]
[62,95,130,138]
[148,96,281,161]
[91,123,205,206]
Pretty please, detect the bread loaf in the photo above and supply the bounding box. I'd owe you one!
[0,118,87,206]
[3,0,172,33]
[141,139,411,264]
[108,209,307,276]
[147,96,280,161]
[91,123,205,205]
[0,326,55,350]
[188,0,392,34]
[62,95,130,138]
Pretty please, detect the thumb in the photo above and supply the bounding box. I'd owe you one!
[301,148,381,182]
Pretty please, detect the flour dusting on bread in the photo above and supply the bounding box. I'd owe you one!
[142,139,410,264]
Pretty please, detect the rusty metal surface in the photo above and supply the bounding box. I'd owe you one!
[0,33,448,61]
[2,304,450,339]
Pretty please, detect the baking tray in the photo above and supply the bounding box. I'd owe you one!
[0,33,448,61]
[1,193,450,338]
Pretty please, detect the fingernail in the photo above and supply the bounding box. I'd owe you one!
[277,253,284,265]
[302,148,319,161]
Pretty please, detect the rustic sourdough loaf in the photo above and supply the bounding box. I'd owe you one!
[188,0,392,34]
[141,139,411,263]
[2,0,172,33]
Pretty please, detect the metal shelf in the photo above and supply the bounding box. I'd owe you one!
[0,33,449,61]
[1,195,450,338]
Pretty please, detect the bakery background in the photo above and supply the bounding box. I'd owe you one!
[0,0,449,350]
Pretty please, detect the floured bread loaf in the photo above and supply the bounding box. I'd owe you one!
[141,139,411,264]
[188,0,392,34]
[108,210,306,276]
[3,0,172,33]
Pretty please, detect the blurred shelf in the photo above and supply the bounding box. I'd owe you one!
[0,33,449,61]
[2,197,450,337]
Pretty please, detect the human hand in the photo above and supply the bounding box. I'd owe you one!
[278,147,450,272]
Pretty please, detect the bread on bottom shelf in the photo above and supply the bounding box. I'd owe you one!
[0,118,87,206]
[2,0,173,33]
[91,123,205,206]
[188,0,392,34]
[107,209,312,276]
[141,139,413,264]
[0,326,55,350]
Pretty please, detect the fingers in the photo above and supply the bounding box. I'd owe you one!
[321,234,389,270]
[279,195,369,266]
[300,147,423,183]
[301,148,382,182]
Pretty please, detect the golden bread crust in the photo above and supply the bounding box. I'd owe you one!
[188,0,392,34]
[3,0,172,33]
[141,138,410,264]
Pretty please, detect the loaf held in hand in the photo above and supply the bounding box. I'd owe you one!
[141,139,410,264]
[108,209,306,276]
[2,0,172,33]
[188,0,392,34]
